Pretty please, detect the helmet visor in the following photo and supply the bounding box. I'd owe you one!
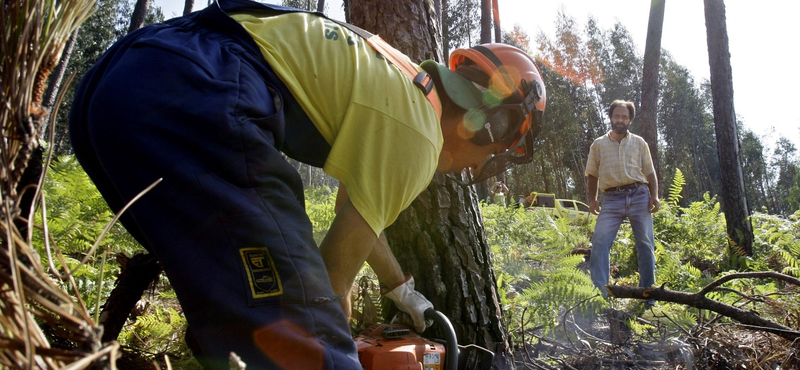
[460,128,535,186]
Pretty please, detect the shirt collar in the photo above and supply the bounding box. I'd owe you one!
[606,131,629,143]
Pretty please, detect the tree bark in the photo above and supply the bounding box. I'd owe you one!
[183,0,194,16]
[99,253,162,343]
[43,30,77,119]
[347,0,441,62]
[41,28,77,146]
[433,0,442,34]
[491,0,501,43]
[640,0,664,185]
[386,174,514,369]
[128,0,151,33]
[703,0,753,255]
[441,0,450,62]
[347,1,513,368]
[480,0,492,44]
[316,0,325,13]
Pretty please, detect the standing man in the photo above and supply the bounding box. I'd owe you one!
[69,1,546,369]
[489,180,510,206]
[585,100,659,304]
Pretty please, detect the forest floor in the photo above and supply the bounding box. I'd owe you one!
[511,300,800,370]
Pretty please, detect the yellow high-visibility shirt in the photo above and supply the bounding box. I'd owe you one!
[231,12,443,236]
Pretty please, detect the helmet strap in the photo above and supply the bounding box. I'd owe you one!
[455,64,489,87]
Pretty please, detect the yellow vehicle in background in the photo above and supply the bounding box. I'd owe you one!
[523,192,596,221]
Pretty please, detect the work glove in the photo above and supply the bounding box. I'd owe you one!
[381,274,434,333]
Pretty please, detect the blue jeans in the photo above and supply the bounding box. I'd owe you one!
[589,185,656,297]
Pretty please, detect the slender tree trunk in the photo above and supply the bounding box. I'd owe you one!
[29,29,78,232]
[434,0,442,31]
[640,0,664,188]
[475,180,489,202]
[441,0,450,62]
[100,253,162,342]
[480,0,491,43]
[347,1,513,368]
[183,0,194,16]
[128,0,150,33]
[703,0,753,255]
[317,0,325,12]
[492,0,501,42]
[41,29,78,141]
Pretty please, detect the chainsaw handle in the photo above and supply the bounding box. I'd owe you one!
[424,309,459,370]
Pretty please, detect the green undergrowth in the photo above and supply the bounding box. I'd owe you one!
[34,158,800,364]
[484,169,800,346]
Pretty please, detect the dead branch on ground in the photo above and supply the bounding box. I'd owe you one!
[607,271,800,341]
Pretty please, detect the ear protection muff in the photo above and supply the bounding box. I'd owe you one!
[465,78,540,147]
[466,107,512,146]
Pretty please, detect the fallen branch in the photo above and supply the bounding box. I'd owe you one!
[606,271,800,341]
[599,358,666,367]
[697,271,800,296]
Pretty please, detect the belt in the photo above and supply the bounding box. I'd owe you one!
[604,182,643,193]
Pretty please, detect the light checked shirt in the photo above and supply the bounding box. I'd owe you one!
[585,132,655,192]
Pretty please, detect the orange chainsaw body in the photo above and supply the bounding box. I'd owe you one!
[355,324,447,370]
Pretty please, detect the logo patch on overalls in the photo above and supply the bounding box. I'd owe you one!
[240,247,283,298]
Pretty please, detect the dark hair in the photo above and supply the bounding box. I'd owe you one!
[607,100,635,121]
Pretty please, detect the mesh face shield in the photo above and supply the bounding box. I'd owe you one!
[451,80,543,187]
[452,115,540,186]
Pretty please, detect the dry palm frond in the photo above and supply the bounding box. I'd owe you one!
[1,0,94,205]
[0,0,118,369]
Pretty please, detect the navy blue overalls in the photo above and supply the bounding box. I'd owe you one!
[69,1,361,369]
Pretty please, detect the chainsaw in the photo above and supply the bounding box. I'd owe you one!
[354,309,494,370]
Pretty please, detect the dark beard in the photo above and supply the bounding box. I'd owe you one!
[612,123,628,135]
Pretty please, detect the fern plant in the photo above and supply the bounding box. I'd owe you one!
[305,185,337,245]
[667,168,686,207]
[118,303,199,368]
[34,155,144,316]
[650,170,728,291]
[482,203,603,341]
[749,211,800,277]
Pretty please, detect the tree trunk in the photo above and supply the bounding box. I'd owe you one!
[348,0,441,62]
[480,0,492,44]
[100,253,162,343]
[43,30,77,117]
[386,174,514,369]
[433,0,442,33]
[703,0,753,255]
[128,0,150,33]
[492,0,501,43]
[41,29,78,142]
[33,30,78,231]
[183,0,194,16]
[640,0,664,187]
[317,0,325,13]
[441,0,450,62]
[347,1,514,368]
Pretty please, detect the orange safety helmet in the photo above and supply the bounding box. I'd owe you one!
[424,43,546,184]
[450,44,546,147]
